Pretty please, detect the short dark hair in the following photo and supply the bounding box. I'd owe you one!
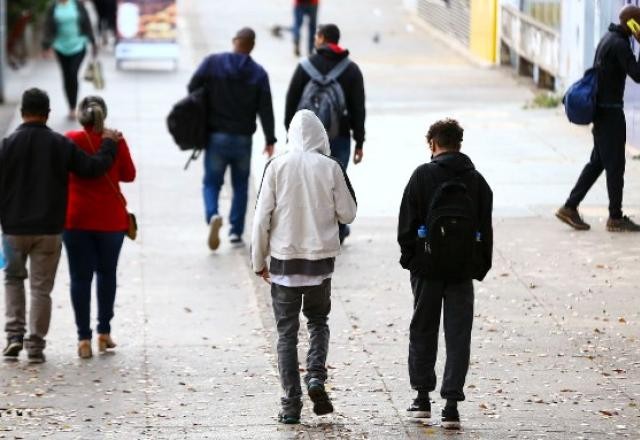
[21,88,50,117]
[426,118,464,150]
[317,24,340,44]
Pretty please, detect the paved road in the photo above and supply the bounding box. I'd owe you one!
[0,0,639,438]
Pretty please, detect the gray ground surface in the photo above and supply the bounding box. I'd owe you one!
[1,0,639,438]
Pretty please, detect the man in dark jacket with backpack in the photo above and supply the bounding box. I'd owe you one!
[188,28,277,250]
[397,119,492,430]
[557,5,640,232]
[285,23,365,243]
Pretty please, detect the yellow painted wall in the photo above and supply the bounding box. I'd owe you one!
[470,0,498,63]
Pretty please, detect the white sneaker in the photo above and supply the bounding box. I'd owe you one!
[229,233,244,248]
[208,215,223,250]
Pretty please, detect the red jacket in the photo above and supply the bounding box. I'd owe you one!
[65,128,136,232]
[295,0,318,5]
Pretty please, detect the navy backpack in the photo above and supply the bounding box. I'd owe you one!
[562,68,599,125]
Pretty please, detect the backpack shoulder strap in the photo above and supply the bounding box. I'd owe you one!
[300,58,325,83]
[325,57,352,82]
[300,57,351,85]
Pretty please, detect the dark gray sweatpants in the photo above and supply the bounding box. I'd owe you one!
[271,279,331,415]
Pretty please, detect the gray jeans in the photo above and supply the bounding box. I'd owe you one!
[271,279,331,414]
[3,234,62,351]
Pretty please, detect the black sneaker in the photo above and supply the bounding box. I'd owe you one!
[441,406,461,430]
[3,337,23,359]
[607,215,640,232]
[407,398,431,419]
[229,233,245,248]
[277,412,300,424]
[27,351,46,364]
[556,206,590,230]
[307,380,334,416]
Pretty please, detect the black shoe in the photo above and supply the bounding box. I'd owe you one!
[3,337,23,359]
[441,406,460,430]
[308,380,334,416]
[556,206,590,230]
[607,215,640,232]
[229,233,245,248]
[407,398,431,419]
[277,412,300,424]
[27,351,46,364]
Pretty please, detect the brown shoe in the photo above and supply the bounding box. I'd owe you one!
[555,207,590,230]
[97,334,116,353]
[78,340,92,359]
[606,216,640,232]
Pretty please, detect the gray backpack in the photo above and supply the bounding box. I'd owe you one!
[297,57,351,139]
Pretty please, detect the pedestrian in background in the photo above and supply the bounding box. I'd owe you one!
[64,96,136,359]
[42,0,97,120]
[293,0,319,57]
[285,23,366,244]
[188,27,276,250]
[397,119,493,429]
[91,0,117,46]
[0,88,118,364]
[252,110,357,424]
[557,5,640,233]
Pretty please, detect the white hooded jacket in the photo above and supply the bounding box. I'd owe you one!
[251,110,357,272]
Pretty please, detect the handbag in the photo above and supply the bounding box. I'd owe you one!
[84,131,137,240]
[83,58,105,90]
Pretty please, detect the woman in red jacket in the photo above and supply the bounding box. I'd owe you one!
[64,96,136,359]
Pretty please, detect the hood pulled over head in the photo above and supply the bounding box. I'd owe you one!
[287,110,330,154]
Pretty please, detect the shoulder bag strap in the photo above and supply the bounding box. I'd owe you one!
[83,130,127,210]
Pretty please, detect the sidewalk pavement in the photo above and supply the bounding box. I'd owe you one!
[0,0,639,438]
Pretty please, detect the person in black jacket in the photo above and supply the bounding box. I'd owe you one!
[42,0,97,120]
[285,23,366,243]
[188,27,276,250]
[0,88,119,363]
[557,5,640,232]
[397,119,492,430]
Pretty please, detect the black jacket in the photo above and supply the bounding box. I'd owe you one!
[42,0,95,51]
[0,122,117,235]
[397,152,493,281]
[188,52,277,145]
[285,45,366,148]
[594,24,640,106]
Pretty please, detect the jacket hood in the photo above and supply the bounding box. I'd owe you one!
[287,110,330,154]
[218,52,255,80]
[431,151,475,174]
[317,45,350,60]
[610,23,628,36]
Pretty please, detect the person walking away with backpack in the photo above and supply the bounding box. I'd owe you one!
[188,28,277,250]
[397,119,493,429]
[42,0,97,120]
[252,110,357,424]
[556,5,640,233]
[64,96,136,359]
[0,88,119,363]
[285,23,365,244]
[292,0,319,57]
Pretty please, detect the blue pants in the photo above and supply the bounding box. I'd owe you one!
[330,137,351,240]
[62,230,125,341]
[203,132,252,237]
[293,5,318,54]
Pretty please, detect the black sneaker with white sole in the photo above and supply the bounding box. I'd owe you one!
[407,398,431,419]
[307,380,334,416]
[441,406,461,430]
[27,351,46,364]
[3,337,23,359]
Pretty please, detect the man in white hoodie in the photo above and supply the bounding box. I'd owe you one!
[252,110,357,424]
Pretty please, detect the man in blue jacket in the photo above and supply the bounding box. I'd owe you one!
[188,28,277,250]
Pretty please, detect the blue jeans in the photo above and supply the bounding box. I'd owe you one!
[330,137,351,239]
[293,5,318,54]
[203,132,252,237]
[62,230,125,341]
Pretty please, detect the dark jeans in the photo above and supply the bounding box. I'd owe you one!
[92,0,117,33]
[271,279,331,415]
[408,275,474,401]
[293,5,318,54]
[63,230,125,341]
[203,132,252,236]
[54,48,86,111]
[330,136,351,240]
[565,108,626,219]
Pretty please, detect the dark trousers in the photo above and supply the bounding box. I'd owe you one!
[408,275,474,401]
[55,48,86,111]
[565,108,626,219]
[92,0,117,33]
[293,5,318,54]
[271,279,331,415]
[63,230,125,341]
[330,136,351,240]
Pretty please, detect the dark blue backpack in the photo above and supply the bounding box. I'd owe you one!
[563,68,598,125]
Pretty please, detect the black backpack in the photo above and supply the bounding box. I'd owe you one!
[166,87,208,169]
[421,169,479,280]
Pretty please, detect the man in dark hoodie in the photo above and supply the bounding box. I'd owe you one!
[1,88,119,363]
[556,5,640,232]
[397,119,492,430]
[188,28,277,250]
